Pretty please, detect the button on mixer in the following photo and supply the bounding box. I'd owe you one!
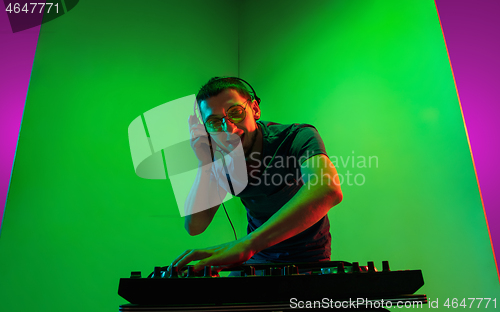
[130,271,141,279]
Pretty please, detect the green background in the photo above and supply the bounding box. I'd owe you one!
[0,0,498,311]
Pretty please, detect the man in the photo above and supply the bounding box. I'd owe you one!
[170,77,342,272]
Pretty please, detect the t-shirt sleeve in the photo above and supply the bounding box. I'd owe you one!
[289,125,328,166]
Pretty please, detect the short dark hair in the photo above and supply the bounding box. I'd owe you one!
[196,77,253,106]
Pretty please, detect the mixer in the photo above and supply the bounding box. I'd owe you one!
[118,260,426,311]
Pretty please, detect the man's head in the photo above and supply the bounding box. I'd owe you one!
[195,77,261,156]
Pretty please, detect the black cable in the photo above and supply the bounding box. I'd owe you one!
[215,149,238,241]
[221,202,237,241]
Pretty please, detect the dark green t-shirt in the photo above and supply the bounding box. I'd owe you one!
[238,120,331,262]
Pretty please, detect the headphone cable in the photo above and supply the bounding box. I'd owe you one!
[214,149,238,241]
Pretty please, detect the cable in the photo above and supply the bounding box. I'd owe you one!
[214,149,238,241]
[222,202,237,241]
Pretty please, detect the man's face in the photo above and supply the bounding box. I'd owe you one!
[199,89,260,155]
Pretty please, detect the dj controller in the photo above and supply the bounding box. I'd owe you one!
[118,261,426,311]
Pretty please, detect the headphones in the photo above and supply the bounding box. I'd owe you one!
[195,77,260,114]
[210,76,261,104]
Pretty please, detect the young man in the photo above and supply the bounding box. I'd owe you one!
[170,77,343,272]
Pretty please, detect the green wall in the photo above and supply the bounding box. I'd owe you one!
[0,1,497,311]
[239,0,498,303]
[0,1,244,311]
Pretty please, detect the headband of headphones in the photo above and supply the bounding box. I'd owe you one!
[207,76,261,105]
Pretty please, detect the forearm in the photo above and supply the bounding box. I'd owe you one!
[184,163,221,235]
[248,181,342,253]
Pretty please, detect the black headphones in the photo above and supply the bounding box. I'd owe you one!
[207,76,261,105]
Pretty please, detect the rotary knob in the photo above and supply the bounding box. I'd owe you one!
[169,266,179,278]
[367,261,376,272]
[284,265,299,275]
[352,262,361,273]
[246,266,256,276]
[153,266,162,278]
[187,266,195,278]
[382,261,390,272]
[337,262,345,274]
[203,266,212,277]
[270,267,282,276]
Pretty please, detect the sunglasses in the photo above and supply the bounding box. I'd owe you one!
[199,99,250,133]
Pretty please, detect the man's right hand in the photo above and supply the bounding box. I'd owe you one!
[167,236,257,274]
[188,115,213,165]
